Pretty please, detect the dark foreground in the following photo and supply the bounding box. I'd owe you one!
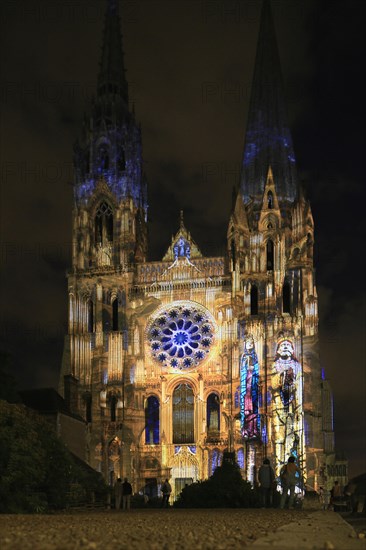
[0,508,304,549]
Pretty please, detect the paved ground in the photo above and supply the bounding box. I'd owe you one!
[0,509,365,550]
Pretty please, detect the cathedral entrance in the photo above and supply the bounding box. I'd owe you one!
[171,446,199,501]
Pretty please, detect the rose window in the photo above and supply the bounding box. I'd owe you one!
[148,302,215,370]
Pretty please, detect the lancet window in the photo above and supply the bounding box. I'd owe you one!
[145,395,160,444]
[98,146,109,172]
[87,300,94,333]
[207,393,220,433]
[250,285,258,315]
[95,201,113,245]
[266,239,274,270]
[173,383,194,444]
[267,191,273,209]
[85,394,92,423]
[211,448,221,475]
[112,298,119,331]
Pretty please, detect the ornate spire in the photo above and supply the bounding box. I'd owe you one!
[240,0,298,204]
[97,0,128,104]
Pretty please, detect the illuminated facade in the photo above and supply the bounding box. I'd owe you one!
[59,0,337,498]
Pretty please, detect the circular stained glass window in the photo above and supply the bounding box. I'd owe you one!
[148,302,216,370]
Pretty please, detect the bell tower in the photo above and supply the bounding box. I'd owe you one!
[72,0,147,271]
[60,0,148,482]
[228,0,330,489]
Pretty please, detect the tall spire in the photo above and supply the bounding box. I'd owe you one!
[240,0,298,204]
[98,0,128,104]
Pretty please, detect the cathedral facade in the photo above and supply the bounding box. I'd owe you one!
[59,0,336,500]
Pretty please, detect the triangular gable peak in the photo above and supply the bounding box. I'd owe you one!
[258,166,281,231]
[234,192,249,227]
[162,211,203,262]
[88,177,118,212]
[228,191,249,234]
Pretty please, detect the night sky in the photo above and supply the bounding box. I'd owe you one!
[0,0,365,478]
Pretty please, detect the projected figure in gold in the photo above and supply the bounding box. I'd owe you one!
[240,336,260,439]
[271,338,303,472]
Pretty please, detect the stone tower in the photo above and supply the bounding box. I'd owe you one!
[59,0,335,498]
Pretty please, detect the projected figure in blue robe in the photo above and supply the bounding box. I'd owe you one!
[240,336,260,439]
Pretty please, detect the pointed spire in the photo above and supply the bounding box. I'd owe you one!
[258,166,281,231]
[98,0,128,104]
[231,191,249,232]
[240,0,298,204]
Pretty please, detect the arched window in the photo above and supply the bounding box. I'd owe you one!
[267,191,273,209]
[112,298,119,331]
[102,306,111,332]
[237,448,245,470]
[283,280,291,314]
[207,393,220,433]
[211,448,221,475]
[173,383,194,444]
[95,202,113,244]
[110,396,117,422]
[99,146,109,171]
[145,396,160,444]
[87,300,94,333]
[250,285,258,315]
[85,394,92,423]
[266,240,274,270]
[234,386,240,408]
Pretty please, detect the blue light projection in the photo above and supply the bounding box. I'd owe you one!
[148,303,215,370]
[241,121,298,203]
[240,336,260,439]
[173,237,190,260]
[237,448,245,470]
[243,127,296,167]
[211,449,221,475]
[73,115,147,215]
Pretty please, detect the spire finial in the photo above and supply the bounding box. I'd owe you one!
[240,0,298,204]
[180,210,184,229]
[98,0,128,103]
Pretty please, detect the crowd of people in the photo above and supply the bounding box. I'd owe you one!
[113,458,359,512]
[113,477,171,510]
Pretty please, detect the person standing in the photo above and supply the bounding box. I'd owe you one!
[258,458,275,508]
[122,477,132,511]
[280,456,301,509]
[330,480,342,511]
[161,478,172,507]
[114,477,123,510]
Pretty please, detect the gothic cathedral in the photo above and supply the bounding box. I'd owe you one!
[59,0,336,499]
